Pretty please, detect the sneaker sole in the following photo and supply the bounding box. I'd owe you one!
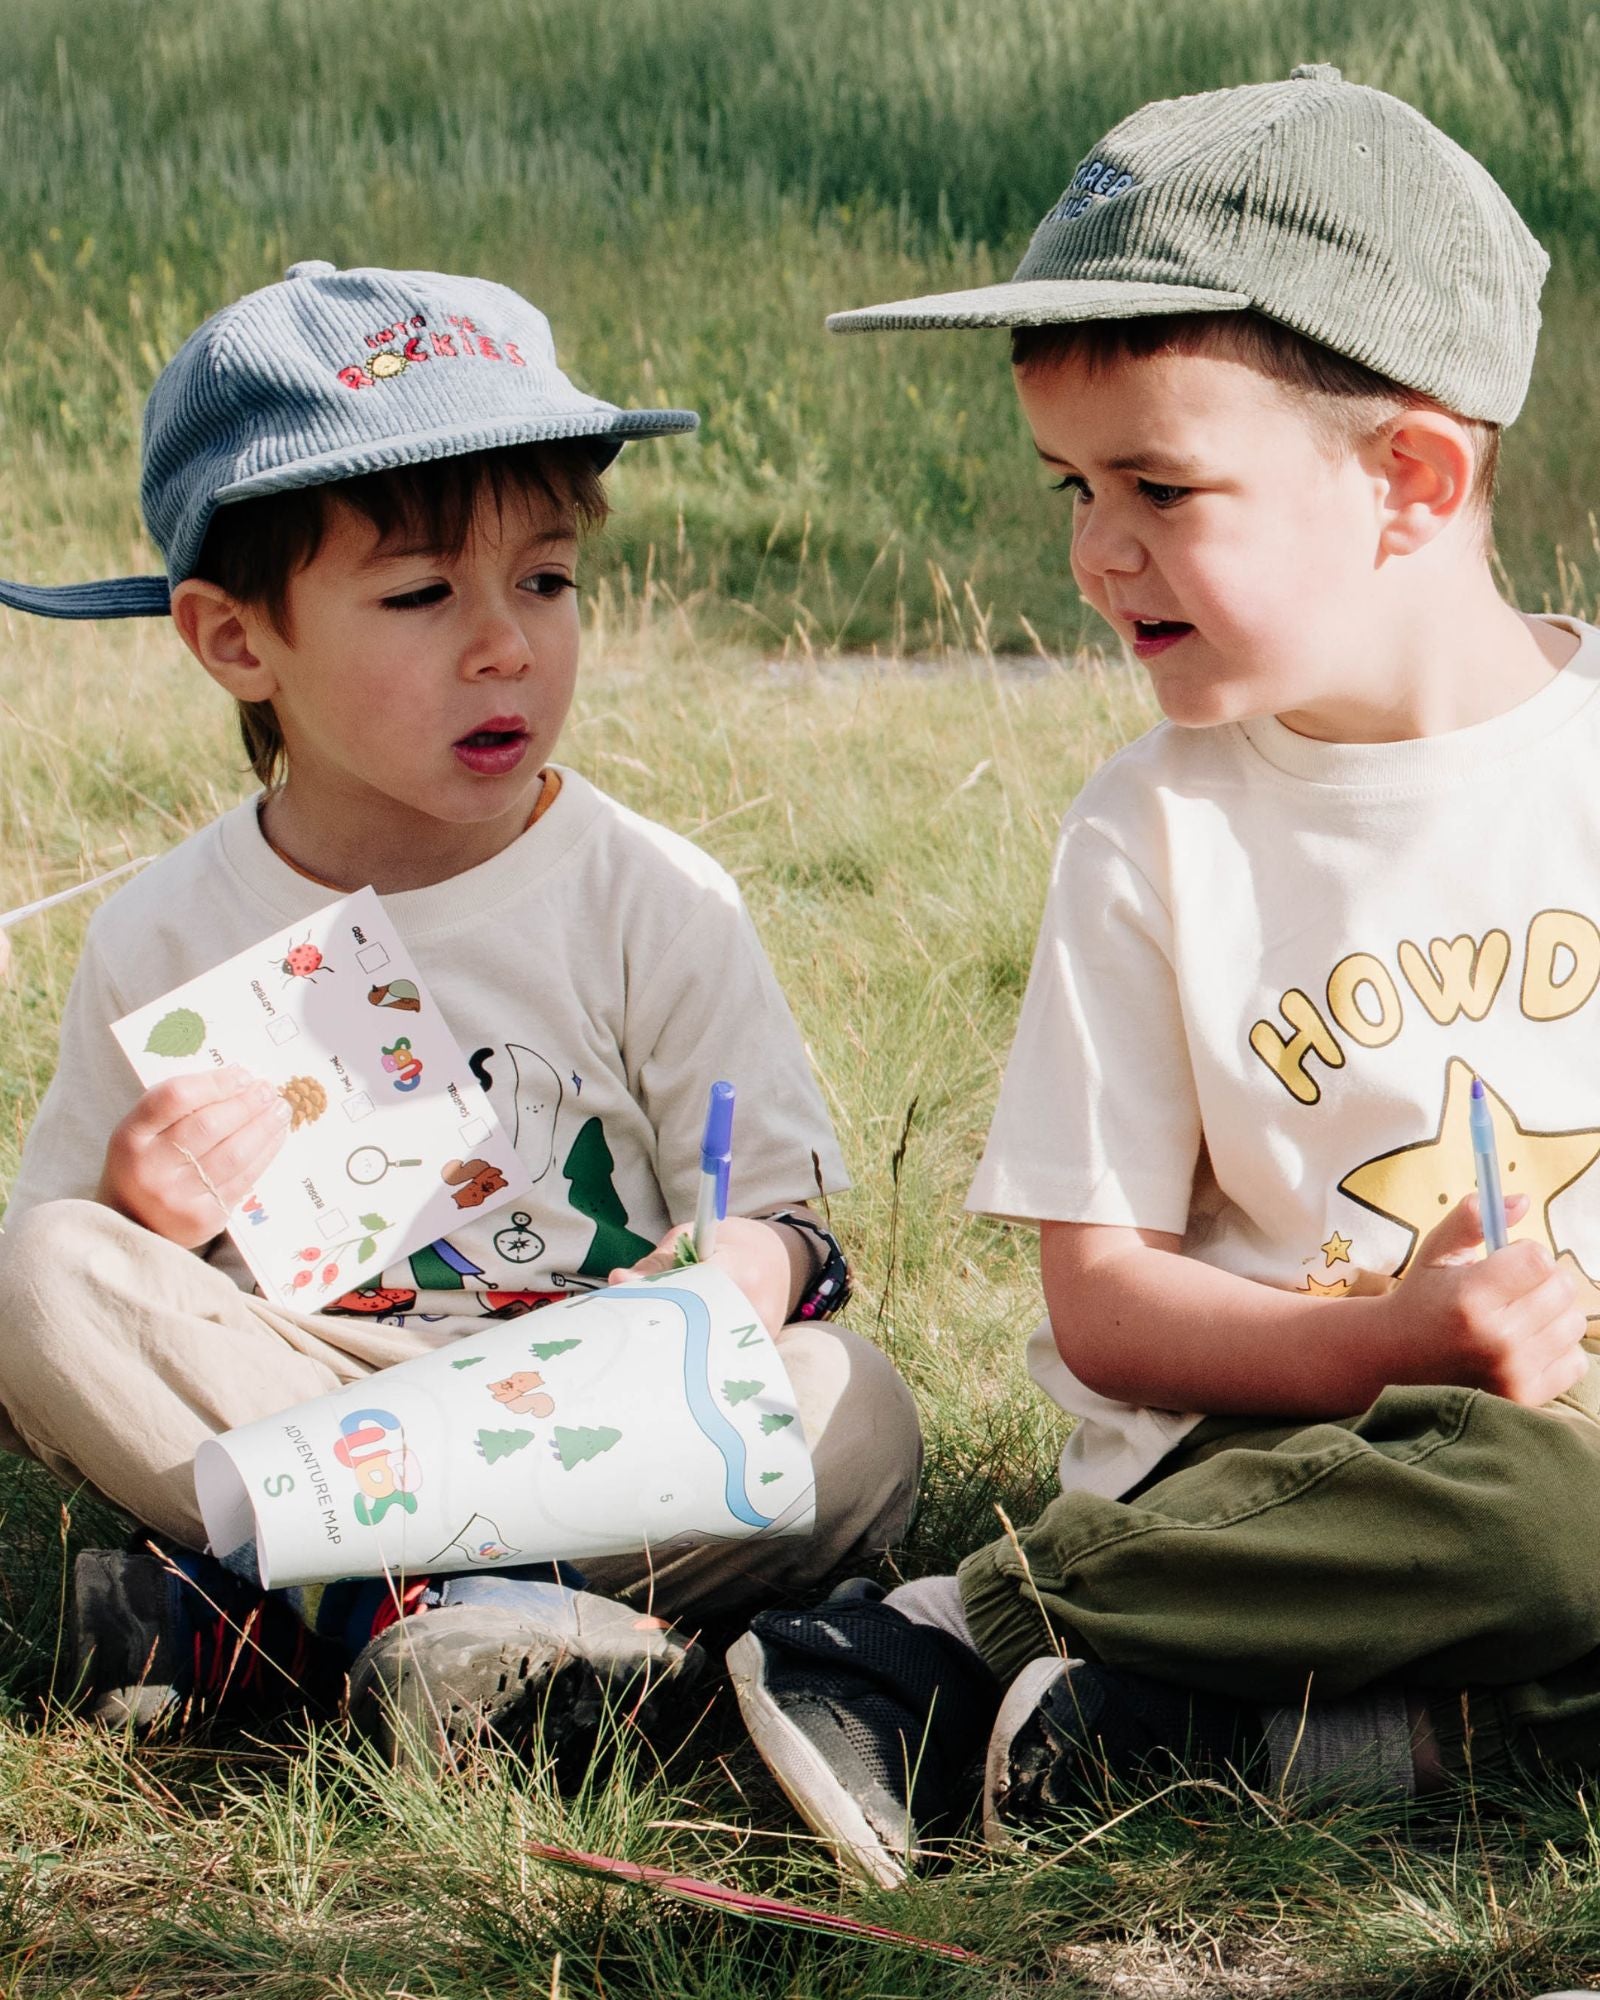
[725,1629,912,1890]
[981,1654,1071,1850]
[353,1605,704,1778]
[351,1615,575,1770]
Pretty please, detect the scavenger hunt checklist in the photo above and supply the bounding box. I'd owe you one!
[112,888,524,1308]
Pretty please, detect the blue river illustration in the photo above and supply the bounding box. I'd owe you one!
[608,1283,774,1527]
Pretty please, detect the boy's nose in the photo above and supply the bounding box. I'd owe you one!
[460,611,531,678]
[1072,508,1145,581]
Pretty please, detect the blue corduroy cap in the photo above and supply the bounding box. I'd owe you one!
[0,261,699,620]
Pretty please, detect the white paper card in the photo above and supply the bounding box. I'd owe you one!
[194,1262,815,1586]
[111,888,524,1309]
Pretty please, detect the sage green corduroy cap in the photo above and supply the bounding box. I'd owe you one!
[826,64,1548,423]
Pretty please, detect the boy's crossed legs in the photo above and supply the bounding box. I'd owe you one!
[733,1364,1600,1880]
[0,1198,921,1759]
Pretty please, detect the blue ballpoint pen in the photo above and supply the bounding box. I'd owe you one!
[689,1081,736,1262]
[1469,1075,1508,1253]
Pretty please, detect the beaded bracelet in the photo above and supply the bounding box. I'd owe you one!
[765,1209,854,1322]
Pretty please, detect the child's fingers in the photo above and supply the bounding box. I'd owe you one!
[1413,1192,1489,1266]
[1499,1264,1585,1348]
[166,1078,286,1164]
[185,1097,294,1210]
[1415,1190,1536,1272]
[608,1247,674,1284]
[1523,1341,1590,1409]
[130,1066,263,1141]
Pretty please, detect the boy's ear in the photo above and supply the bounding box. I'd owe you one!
[1369,411,1478,558]
[169,579,279,700]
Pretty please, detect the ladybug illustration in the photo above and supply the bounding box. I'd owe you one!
[277,933,333,985]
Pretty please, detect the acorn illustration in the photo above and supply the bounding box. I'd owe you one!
[280,1075,328,1129]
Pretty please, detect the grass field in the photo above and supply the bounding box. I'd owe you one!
[4,0,1600,1992]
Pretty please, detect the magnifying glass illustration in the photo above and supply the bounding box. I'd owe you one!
[345,1146,423,1185]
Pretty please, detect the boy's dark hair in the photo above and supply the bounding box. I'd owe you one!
[1010,313,1499,527]
[194,442,610,788]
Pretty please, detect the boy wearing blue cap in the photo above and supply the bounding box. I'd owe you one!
[728,67,1600,1886]
[0,261,921,1761]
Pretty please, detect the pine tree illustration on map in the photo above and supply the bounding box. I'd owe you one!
[477,1427,534,1463]
[553,1424,622,1469]
[563,1118,654,1277]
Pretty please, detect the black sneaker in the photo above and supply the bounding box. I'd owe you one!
[726,1599,1000,1888]
[347,1569,704,1778]
[982,1656,1256,1845]
[69,1546,329,1731]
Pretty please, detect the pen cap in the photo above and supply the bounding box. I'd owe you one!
[701,1080,736,1218]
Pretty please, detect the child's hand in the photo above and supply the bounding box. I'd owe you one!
[1386,1192,1588,1404]
[97,1067,292,1249]
[608,1216,794,1337]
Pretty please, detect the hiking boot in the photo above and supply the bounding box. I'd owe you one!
[726,1597,1000,1888]
[982,1656,1256,1844]
[346,1568,705,1778]
[69,1546,328,1731]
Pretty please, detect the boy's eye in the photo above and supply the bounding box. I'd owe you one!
[1051,474,1092,501]
[519,573,578,599]
[1139,481,1189,508]
[382,582,451,610]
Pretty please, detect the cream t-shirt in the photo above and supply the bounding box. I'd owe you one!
[8,767,847,1319]
[969,619,1600,1498]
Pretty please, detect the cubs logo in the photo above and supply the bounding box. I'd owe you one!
[333,1407,423,1528]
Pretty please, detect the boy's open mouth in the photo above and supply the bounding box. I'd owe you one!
[1128,618,1193,658]
[453,719,530,774]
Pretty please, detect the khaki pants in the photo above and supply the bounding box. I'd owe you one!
[957,1362,1600,1781]
[0,1200,922,1618]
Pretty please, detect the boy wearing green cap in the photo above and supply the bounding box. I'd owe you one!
[0,262,921,1760]
[728,66,1600,1886]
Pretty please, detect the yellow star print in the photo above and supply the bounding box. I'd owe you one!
[1297,1272,1351,1299]
[1337,1057,1600,1283]
[1320,1231,1352,1268]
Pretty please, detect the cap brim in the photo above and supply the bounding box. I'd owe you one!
[826,278,1251,333]
[217,404,700,507]
[0,575,172,620]
[0,404,701,622]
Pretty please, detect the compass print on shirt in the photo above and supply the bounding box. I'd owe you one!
[494,1211,545,1264]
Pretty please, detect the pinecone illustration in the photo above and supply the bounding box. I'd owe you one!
[280,1075,328,1129]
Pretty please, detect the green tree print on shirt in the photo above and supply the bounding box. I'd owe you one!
[563,1116,654,1277]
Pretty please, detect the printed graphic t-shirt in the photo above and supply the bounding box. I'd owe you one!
[968,619,1600,1499]
[8,768,847,1319]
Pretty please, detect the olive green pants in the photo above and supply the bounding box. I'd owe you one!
[958,1364,1600,1781]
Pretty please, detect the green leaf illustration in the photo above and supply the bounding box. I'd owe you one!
[759,1413,793,1435]
[450,1356,486,1370]
[723,1378,763,1404]
[529,1338,581,1361]
[359,1212,388,1232]
[357,1236,378,1263]
[144,1008,206,1058]
[759,1470,783,1485]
